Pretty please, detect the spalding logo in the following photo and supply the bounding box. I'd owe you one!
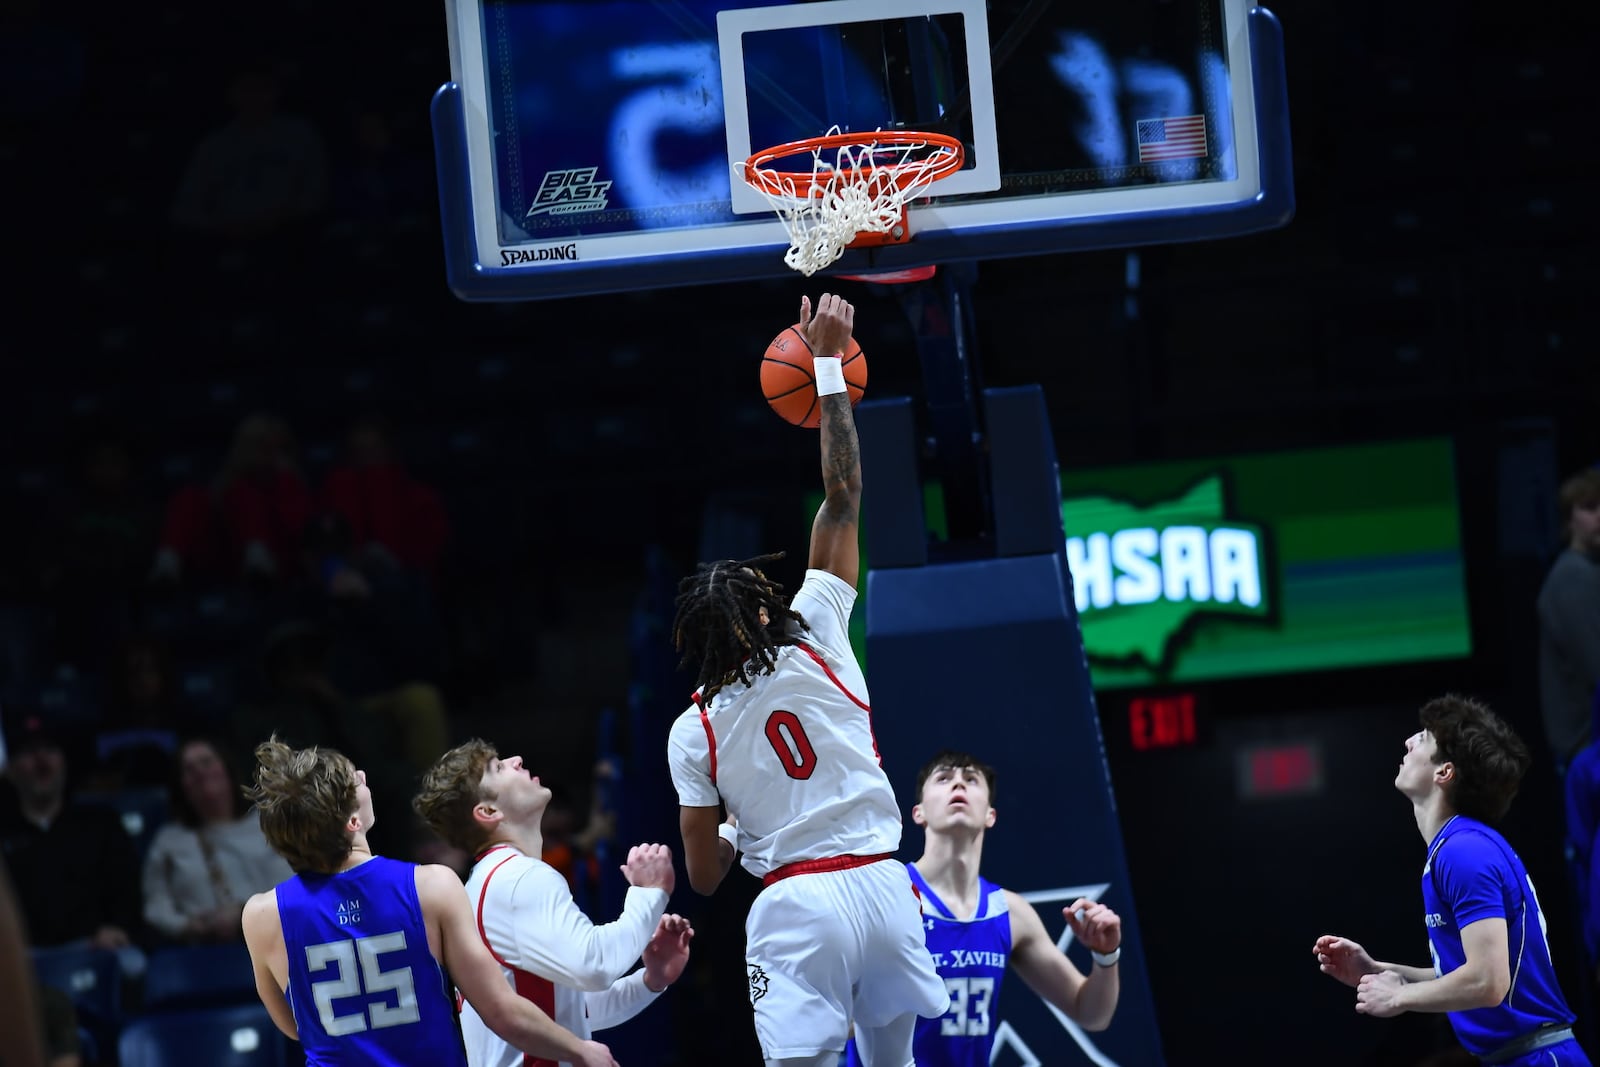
[501,244,579,266]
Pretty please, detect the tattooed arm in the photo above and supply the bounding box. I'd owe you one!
[802,293,863,587]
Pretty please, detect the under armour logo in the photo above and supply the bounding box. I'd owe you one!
[925,918,936,931]
[748,963,770,1004]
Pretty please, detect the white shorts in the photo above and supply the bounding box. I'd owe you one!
[744,858,949,1060]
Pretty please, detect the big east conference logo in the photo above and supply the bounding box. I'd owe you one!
[1063,475,1270,674]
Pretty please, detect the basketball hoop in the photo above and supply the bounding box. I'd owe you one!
[737,128,965,278]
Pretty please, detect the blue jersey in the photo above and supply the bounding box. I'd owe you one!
[277,856,468,1067]
[1422,816,1575,1057]
[911,864,1013,1067]
[844,863,1004,1062]
[847,864,1012,1067]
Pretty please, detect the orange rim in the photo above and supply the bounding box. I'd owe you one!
[743,131,965,194]
[837,265,939,284]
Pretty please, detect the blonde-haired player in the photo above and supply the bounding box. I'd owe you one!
[667,293,948,1067]
[240,736,618,1067]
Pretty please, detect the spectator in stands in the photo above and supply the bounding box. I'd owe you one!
[142,736,290,944]
[89,634,204,792]
[34,423,159,669]
[1566,691,1600,976]
[232,622,448,857]
[329,107,432,265]
[539,763,619,899]
[318,414,450,581]
[150,413,313,587]
[39,423,158,596]
[296,508,447,699]
[166,58,330,336]
[1539,466,1600,772]
[169,60,328,246]
[0,711,146,978]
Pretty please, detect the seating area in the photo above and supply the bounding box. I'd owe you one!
[32,942,284,1067]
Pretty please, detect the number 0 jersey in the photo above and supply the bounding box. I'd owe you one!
[667,569,900,877]
[277,856,468,1067]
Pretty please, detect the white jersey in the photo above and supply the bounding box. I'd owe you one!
[667,569,901,878]
[459,845,667,1067]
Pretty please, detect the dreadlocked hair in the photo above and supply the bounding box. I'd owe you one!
[673,552,810,698]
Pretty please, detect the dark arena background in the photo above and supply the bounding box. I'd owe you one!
[2,1,1595,1065]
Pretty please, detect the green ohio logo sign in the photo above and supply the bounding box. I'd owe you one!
[1063,475,1270,670]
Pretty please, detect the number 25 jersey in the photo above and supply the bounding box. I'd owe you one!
[277,856,468,1066]
[667,569,901,877]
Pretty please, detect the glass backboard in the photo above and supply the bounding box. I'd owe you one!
[433,0,1294,300]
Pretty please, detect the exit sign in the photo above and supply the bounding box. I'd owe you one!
[1127,692,1203,751]
[1237,741,1325,799]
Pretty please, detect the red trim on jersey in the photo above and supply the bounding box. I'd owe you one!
[475,850,521,969]
[762,851,891,887]
[473,849,560,1067]
[691,690,718,786]
[512,970,558,1067]
[793,643,881,764]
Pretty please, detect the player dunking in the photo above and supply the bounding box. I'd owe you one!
[846,751,1122,1066]
[240,735,618,1067]
[667,293,947,1067]
[1314,696,1591,1066]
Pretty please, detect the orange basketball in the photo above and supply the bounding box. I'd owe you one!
[760,323,867,429]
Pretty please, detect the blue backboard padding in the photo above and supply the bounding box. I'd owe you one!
[866,554,1165,1064]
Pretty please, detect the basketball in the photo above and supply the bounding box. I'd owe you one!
[760,324,867,429]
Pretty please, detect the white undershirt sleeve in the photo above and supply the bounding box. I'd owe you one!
[504,863,668,991]
[583,969,662,1031]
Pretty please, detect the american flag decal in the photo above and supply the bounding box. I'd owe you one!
[1136,115,1208,162]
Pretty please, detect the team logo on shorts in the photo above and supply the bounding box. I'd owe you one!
[747,963,770,1004]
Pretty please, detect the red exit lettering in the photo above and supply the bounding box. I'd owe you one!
[1243,743,1323,797]
[1129,693,1197,751]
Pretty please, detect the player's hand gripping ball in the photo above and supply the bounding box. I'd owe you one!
[760,325,867,429]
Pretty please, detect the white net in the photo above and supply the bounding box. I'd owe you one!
[737,128,960,277]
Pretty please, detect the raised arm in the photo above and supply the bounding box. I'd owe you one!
[1007,892,1121,1032]
[500,847,669,992]
[418,866,619,1067]
[802,293,863,588]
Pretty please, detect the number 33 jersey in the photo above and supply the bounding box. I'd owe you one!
[277,856,468,1066]
[909,865,1013,1067]
[667,569,901,877]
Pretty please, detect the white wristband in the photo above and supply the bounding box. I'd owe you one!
[813,355,846,396]
[717,822,738,852]
[1091,946,1121,968]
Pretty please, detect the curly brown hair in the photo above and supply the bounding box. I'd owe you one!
[413,739,499,854]
[1419,695,1531,824]
[244,735,360,873]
